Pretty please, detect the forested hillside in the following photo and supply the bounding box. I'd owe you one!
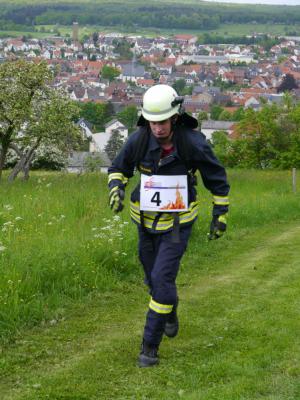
[1,0,300,32]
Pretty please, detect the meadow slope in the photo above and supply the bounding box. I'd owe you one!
[0,170,300,399]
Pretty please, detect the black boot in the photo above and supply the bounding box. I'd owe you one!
[164,298,179,338]
[138,340,159,368]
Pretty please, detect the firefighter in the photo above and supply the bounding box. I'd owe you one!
[108,84,230,367]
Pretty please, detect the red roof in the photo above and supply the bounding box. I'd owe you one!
[137,78,155,86]
[174,34,196,41]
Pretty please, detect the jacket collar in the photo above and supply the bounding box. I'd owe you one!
[147,131,181,161]
[148,132,163,152]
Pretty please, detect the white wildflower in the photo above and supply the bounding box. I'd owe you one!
[3,221,13,227]
[122,252,127,256]
[113,215,121,221]
[15,216,23,221]
[91,227,98,231]
[4,204,13,211]
[101,226,110,231]
[46,183,52,187]
[0,245,6,252]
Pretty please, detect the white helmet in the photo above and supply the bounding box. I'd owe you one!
[141,84,183,122]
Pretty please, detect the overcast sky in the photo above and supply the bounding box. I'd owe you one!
[203,0,300,4]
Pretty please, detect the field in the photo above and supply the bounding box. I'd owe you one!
[46,22,300,38]
[1,0,300,38]
[1,169,300,399]
[2,22,299,40]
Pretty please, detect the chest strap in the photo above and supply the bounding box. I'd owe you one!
[172,213,180,243]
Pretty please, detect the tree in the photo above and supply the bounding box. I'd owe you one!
[84,154,103,172]
[218,110,232,121]
[104,129,125,161]
[0,60,81,181]
[172,79,186,96]
[211,131,232,166]
[235,105,281,169]
[0,60,50,180]
[117,105,138,133]
[197,111,208,129]
[92,32,98,45]
[79,102,111,131]
[232,107,245,122]
[210,105,224,120]
[101,65,120,82]
[277,73,298,93]
[8,89,81,181]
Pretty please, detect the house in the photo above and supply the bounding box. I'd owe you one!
[244,96,261,110]
[41,50,52,59]
[136,78,155,89]
[89,119,128,153]
[77,118,93,138]
[67,151,110,173]
[5,39,27,52]
[201,120,236,141]
[104,119,128,137]
[173,34,198,46]
[120,62,146,83]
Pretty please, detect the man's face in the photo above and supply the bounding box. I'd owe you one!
[149,119,172,143]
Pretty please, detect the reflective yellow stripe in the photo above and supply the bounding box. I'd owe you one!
[218,214,227,224]
[130,201,199,231]
[108,173,128,185]
[149,297,173,314]
[110,186,119,194]
[213,195,229,206]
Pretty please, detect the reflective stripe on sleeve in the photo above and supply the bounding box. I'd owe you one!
[108,172,128,185]
[213,195,229,206]
[149,297,173,314]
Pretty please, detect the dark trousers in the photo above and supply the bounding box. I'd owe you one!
[138,224,192,345]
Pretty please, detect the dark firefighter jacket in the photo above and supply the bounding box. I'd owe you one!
[108,125,230,234]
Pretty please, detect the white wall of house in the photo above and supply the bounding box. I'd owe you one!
[105,120,128,137]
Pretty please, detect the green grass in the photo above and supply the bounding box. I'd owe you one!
[1,169,300,399]
[32,22,300,38]
[1,22,298,39]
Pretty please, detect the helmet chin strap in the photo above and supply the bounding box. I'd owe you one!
[157,119,176,145]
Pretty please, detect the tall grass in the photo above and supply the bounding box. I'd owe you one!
[0,169,299,342]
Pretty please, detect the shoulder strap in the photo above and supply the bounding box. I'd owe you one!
[133,126,149,169]
[174,126,195,173]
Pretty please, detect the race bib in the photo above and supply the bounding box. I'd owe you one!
[140,174,188,212]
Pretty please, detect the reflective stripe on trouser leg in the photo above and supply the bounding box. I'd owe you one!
[143,298,173,346]
[149,297,173,314]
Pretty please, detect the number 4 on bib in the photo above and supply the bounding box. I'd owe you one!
[140,174,188,212]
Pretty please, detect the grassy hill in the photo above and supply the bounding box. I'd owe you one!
[1,0,300,38]
[1,169,300,398]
